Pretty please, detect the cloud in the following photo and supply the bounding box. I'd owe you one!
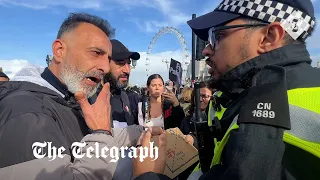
[112,0,154,9]
[123,0,190,33]
[128,19,169,33]
[117,0,189,26]
[306,15,320,49]
[0,59,31,78]
[199,0,220,16]
[0,0,190,33]
[0,0,103,10]
[153,0,189,26]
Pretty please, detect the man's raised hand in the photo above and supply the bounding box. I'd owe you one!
[75,83,111,131]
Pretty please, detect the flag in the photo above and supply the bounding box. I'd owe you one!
[169,58,182,93]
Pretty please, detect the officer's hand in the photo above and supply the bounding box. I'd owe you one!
[162,88,179,107]
[75,83,111,131]
[184,135,194,145]
[133,128,166,178]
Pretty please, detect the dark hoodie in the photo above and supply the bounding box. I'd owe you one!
[0,65,147,180]
[0,81,88,166]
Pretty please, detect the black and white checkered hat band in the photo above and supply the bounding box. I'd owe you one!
[216,0,315,41]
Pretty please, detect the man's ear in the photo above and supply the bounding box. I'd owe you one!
[257,22,286,54]
[52,39,67,63]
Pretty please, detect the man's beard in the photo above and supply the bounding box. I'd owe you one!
[208,44,250,90]
[60,59,103,98]
[104,72,128,90]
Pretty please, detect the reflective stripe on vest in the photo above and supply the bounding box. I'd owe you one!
[208,91,225,126]
[211,87,320,166]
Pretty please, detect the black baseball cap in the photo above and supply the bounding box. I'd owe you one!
[187,0,315,41]
[0,71,9,80]
[111,39,140,61]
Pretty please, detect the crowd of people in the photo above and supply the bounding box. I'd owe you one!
[0,0,319,179]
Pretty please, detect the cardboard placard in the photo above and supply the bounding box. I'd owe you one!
[150,128,199,179]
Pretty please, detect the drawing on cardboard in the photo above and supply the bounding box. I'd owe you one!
[150,128,199,179]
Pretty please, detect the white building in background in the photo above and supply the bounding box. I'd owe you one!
[185,58,210,81]
[317,61,320,68]
[46,55,53,66]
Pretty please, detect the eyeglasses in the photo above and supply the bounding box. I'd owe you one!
[200,94,211,99]
[208,23,268,50]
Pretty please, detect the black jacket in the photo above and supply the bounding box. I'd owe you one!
[0,81,88,168]
[89,85,135,127]
[0,68,146,179]
[135,44,320,180]
[180,109,209,135]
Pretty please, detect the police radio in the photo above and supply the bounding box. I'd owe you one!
[193,82,212,173]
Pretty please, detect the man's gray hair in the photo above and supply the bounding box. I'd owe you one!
[57,12,115,38]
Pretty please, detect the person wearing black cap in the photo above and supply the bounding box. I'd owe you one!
[105,39,140,90]
[0,71,9,81]
[133,0,320,180]
[90,39,140,128]
[89,39,141,180]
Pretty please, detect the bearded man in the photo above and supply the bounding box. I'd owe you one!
[90,39,141,128]
[0,13,153,179]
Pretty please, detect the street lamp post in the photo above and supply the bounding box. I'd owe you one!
[46,55,53,66]
[162,59,170,70]
[130,59,137,69]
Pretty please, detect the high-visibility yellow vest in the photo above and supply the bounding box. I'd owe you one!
[192,87,320,175]
[193,91,227,172]
[211,87,320,167]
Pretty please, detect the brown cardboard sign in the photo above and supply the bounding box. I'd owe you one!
[150,128,199,179]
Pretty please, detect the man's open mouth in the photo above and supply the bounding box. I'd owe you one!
[120,75,128,78]
[86,76,101,83]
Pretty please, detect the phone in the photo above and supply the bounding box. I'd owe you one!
[163,88,167,93]
[172,88,176,94]
[165,86,172,92]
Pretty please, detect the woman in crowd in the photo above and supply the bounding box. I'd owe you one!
[180,81,215,136]
[136,74,185,129]
[179,87,193,114]
[177,81,215,180]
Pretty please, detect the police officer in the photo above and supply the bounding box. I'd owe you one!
[189,90,228,179]
[133,0,320,179]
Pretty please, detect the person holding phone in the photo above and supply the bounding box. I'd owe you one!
[137,74,185,130]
